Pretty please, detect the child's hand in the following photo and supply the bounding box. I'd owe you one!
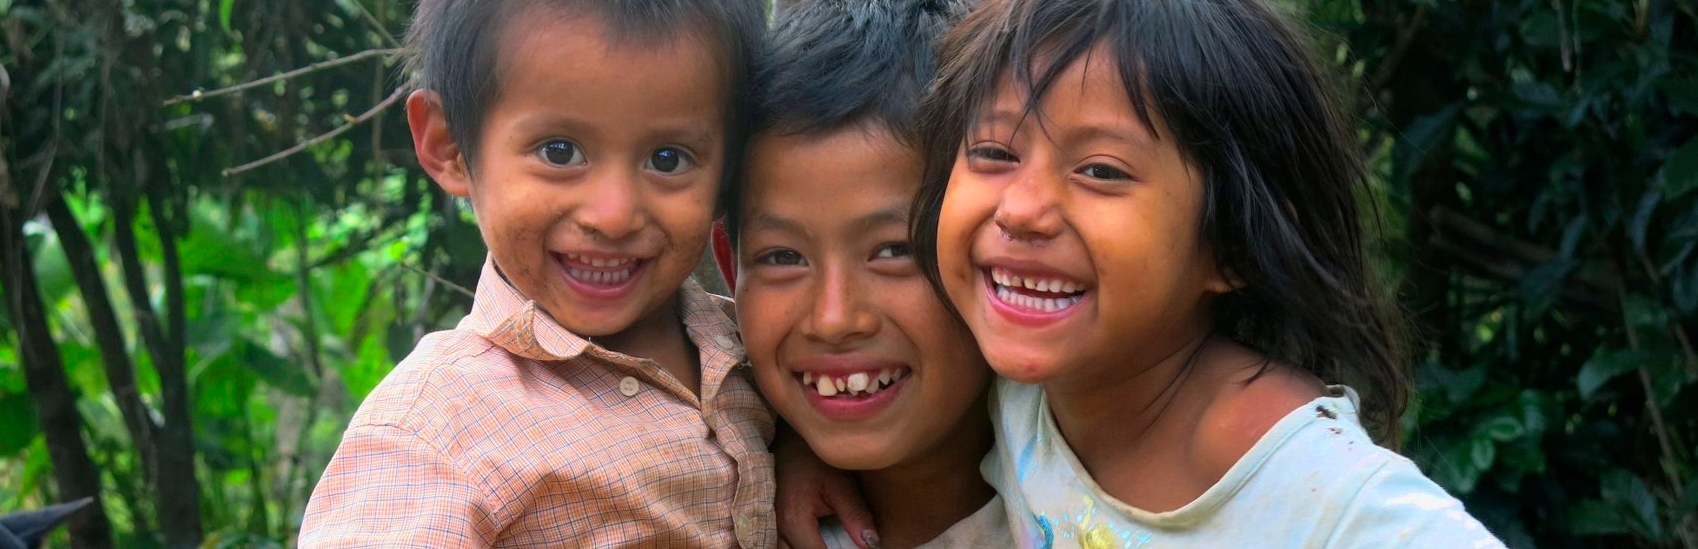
[774,430,879,549]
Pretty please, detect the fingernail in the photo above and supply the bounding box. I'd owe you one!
[862,530,881,549]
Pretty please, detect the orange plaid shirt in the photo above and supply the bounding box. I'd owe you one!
[300,260,775,548]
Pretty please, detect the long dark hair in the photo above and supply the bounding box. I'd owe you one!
[910,0,1412,443]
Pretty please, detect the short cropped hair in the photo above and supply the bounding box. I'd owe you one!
[404,0,765,179]
[725,0,967,242]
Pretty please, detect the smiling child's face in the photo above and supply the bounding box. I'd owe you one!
[737,127,991,471]
[418,12,726,338]
[934,45,1233,385]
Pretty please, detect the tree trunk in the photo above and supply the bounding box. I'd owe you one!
[43,196,162,520]
[109,175,203,549]
[0,203,114,549]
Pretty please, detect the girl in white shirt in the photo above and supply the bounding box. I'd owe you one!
[893,0,1511,545]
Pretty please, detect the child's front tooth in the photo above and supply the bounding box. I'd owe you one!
[846,372,869,392]
[834,377,847,392]
[865,382,881,395]
[802,372,814,385]
[816,376,837,397]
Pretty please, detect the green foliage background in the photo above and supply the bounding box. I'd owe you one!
[0,0,1693,547]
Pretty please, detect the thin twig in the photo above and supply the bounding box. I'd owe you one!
[398,262,475,299]
[351,0,401,48]
[1618,283,1687,499]
[223,86,406,176]
[1365,5,1429,98]
[162,48,399,107]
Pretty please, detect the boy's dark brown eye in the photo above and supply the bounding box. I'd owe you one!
[646,147,694,174]
[538,139,584,167]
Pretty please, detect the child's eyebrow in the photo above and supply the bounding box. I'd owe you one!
[742,211,807,236]
[847,205,908,235]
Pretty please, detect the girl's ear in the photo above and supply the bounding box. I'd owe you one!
[1206,264,1244,294]
[407,89,473,197]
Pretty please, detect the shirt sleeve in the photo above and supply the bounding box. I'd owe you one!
[298,423,501,548]
[1323,460,1508,549]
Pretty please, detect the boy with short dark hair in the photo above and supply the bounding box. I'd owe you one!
[299,1,772,547]
[727,1,1008,548]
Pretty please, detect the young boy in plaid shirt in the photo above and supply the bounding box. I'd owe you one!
[299,1,772,546]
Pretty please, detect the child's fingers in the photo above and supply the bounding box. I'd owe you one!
[820,484,879,549]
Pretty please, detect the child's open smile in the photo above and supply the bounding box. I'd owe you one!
[413,13,727,341]
[935,46,1234,386]
[738,128,990,471]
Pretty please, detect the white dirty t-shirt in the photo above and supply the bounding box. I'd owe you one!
[821,496,1013,549]
[985,380,1507,548]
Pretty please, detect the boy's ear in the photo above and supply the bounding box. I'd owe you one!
[407,89,473,197]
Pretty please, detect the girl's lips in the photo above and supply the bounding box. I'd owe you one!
[981,267,1090,327]
[554,253,647,300]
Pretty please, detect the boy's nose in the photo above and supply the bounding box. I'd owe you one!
[573,170,648,241]
[993,169,1064,242]
[802,263,879,346]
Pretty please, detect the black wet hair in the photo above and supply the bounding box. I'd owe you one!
[724,0,967,244]
[403,0,765,200]
[910,0,1412,443]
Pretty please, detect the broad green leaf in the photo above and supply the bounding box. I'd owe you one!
[1665,136,1698,198]
[1659,79,1698,115]
[1601,469,1664,539]
[1568,499,1633,536]
[1469,435,1496,471]
[1475,415,1525,442]
[1578,348,1649,399]
[239,338,314,398]
[0,390,39,456]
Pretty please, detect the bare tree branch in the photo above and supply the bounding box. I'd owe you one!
[223,86,406,176]
[162,48,399,107]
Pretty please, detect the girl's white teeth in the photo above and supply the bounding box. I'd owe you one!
[995,285,1084,313]
[991,268,1084,296]
[803,368,904,397]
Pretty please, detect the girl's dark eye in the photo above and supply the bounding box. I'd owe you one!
[646,147,695,174]
[538,140,585,167]
[1080,164,1131,181]
[872,242,913,260]
[758,249,806,267]
[967,146,1018,162]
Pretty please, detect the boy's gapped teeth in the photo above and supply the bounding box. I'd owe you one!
[801,368,907,397]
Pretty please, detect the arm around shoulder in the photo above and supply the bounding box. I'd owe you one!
[299,423,501,548]
[1322,458,1508,549]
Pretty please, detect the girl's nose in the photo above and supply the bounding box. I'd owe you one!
[993,169,1064,242]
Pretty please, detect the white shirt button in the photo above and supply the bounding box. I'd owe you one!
[714,334,735,349]
[619,376,640,397]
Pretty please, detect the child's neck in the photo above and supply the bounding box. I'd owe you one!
[854,398,995,549]
[593,295,701,396]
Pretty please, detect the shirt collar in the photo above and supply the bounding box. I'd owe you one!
[459,258,742,365]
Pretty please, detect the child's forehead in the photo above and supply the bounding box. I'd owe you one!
[490,5,729,82]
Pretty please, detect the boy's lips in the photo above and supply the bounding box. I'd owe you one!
[553,252,649,299]
[790,356,913,421]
